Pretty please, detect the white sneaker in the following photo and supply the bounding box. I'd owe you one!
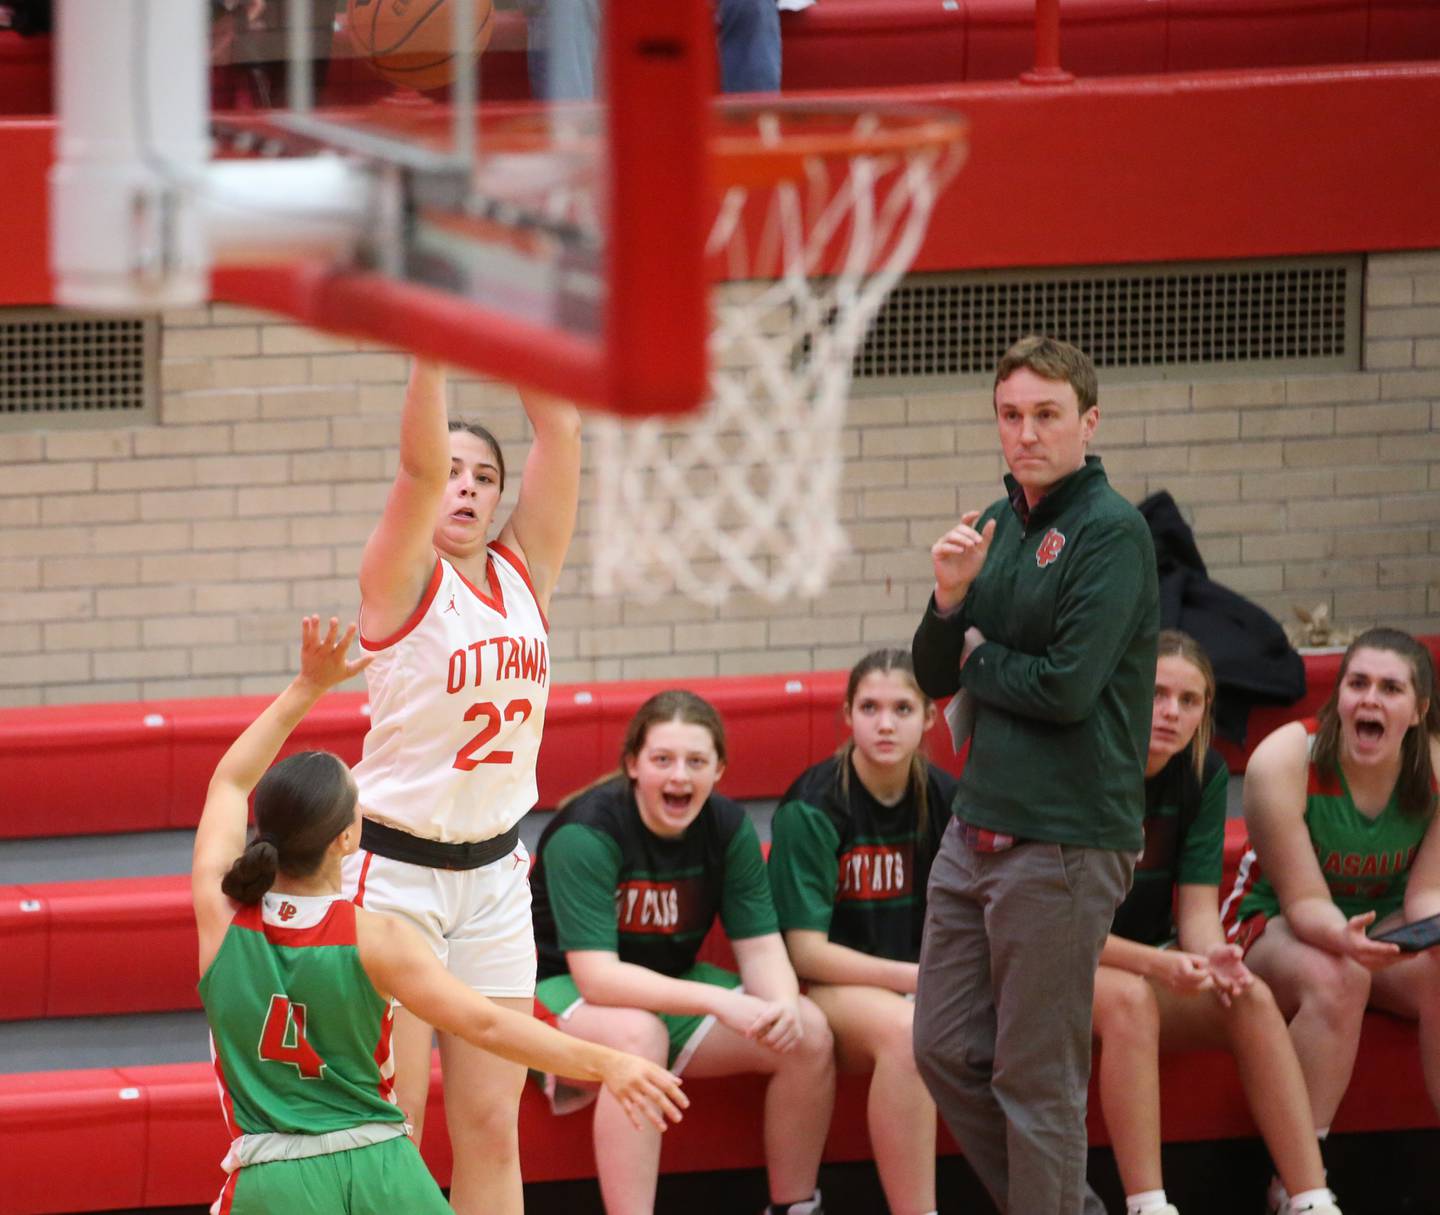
[1289,1200,1342,1215]
[762,1191,823,1215]
[1267,1180,1288,1215]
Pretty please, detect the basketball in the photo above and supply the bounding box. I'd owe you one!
[346,0,495,93]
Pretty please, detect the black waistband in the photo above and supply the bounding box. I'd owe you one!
[360,819,522,871]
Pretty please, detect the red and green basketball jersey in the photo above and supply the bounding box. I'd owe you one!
[198,894,405,1138]
[1224,720,1431,927]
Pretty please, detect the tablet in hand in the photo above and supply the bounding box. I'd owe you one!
[1370,911,1440,953]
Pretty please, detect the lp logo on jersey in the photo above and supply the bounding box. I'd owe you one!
[277,901,298,922]
[1035,528,1066,568]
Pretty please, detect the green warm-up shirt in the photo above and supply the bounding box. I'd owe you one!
[530,778,778,981]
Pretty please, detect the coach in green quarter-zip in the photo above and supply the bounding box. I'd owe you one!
[910,335,1159,1215]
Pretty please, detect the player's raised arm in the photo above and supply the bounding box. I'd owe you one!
[191,617,371,972]
[495,385,582,614]
[359,360,451,631]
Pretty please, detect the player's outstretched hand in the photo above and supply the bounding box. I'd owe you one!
[1342,910,1404,971]
[599,1053,688,1133]
[297,616,373,693]
[931,510,996,611]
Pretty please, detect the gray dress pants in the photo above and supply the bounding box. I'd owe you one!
[913,816,1134,1215]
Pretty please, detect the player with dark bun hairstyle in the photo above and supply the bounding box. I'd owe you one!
[191,616,685,1215]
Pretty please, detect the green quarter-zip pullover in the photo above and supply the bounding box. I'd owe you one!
[913,456,1159,851]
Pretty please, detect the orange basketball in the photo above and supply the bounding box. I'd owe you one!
[347,0,495,93]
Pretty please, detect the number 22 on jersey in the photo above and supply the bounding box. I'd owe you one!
[453,698,533,770]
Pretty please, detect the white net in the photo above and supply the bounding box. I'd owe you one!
[590,107,965,605]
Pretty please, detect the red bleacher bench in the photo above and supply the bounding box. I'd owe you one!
[0,672,875,840]
[0,1008,1429,1215]
[8,641,1440,841]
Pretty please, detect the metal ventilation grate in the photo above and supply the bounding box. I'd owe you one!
[853,257,1361,385]
[1,310,157,429]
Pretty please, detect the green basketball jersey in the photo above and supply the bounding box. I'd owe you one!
[1227,720,1431,925]
[198,894,406,1138]
[768,754,958,963]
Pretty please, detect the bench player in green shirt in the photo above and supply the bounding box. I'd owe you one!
[192,617,686,1215]
[530,690,835,1215]
[768,648,958,1215]
[1091,632,1337,1215]
[1223,627,1440,1214]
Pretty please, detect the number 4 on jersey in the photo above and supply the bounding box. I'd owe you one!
[258,994,327,1079]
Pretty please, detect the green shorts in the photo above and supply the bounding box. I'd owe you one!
[535,960,741,1070]
[220,1134,450,1215]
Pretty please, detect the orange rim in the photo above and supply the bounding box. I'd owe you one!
[296,100,966,189]
[710,101,967,189]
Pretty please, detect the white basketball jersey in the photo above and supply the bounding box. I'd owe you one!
[354,543,551,843]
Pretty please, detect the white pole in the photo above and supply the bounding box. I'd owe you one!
[50,0,210,309]
[205,158,375,265]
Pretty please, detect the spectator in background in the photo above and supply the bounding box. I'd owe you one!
[521,0,781,101]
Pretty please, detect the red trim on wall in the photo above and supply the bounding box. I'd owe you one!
[8,67,1440,303]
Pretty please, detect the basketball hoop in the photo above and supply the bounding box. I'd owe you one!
[589,101,967,605]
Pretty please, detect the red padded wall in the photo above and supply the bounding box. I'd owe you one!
[38,875,195,1017]
[0,702,172,837]
[0,887,48,1021]
[781,0,968,91]
[0,1070,149,1215]
[966,0,1168,79]
[1167,0,1369,71]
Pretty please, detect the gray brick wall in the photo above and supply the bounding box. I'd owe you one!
[1,251,1437,706]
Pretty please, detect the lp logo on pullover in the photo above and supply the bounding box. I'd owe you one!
[1035,528,1066,568]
